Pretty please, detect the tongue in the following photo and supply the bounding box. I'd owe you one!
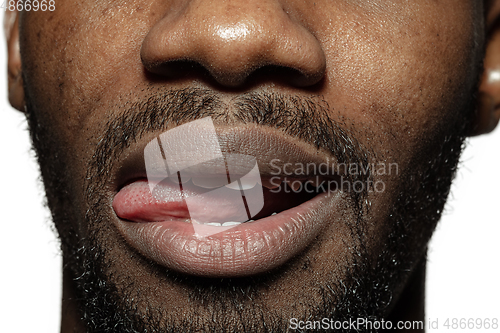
[113,179,318,224]
[113,180,188,223]
[113,179,252,223]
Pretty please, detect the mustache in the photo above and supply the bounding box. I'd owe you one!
[86,88,372,207]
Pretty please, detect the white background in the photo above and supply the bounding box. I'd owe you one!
[0,34,499,333]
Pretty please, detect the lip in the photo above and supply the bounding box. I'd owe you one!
[111,124,345,277]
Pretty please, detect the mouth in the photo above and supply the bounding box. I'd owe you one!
[111,123,345,277]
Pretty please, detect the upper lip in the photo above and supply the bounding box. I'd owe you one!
[112,123,342,192]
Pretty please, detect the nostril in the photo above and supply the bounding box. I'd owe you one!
[218,64,325,89]
[144,60,324,89]
[249,65,325,87]
[142,60,215,83]
[143,59,253,87]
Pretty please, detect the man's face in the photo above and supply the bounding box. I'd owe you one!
[14,1,488,331]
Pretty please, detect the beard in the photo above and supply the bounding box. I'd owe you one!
[24,86,472,332]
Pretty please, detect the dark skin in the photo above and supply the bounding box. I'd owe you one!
[5,1,500,332]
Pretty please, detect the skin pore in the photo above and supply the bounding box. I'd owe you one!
[5,0,500,332]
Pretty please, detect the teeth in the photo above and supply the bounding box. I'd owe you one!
[194,221,244,227]
[222,222,242,226]
[192,221,244,227]
[193,215,277,227]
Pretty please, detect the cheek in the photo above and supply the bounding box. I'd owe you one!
[18,4,165,195]
[303,1,483,255]
[315,1,482,162]
[19,3,154,143]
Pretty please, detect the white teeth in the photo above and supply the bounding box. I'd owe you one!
[194,221,243,227]
[222,222,242,226]
[192,177,228,189]
[193,217,276,226]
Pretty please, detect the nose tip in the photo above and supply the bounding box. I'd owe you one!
[140,1,326,88]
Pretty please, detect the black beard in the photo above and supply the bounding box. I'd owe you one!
[24,87,471,332]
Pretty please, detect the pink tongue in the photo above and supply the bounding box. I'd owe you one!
[113,180,190,222]
[113,179,250,223]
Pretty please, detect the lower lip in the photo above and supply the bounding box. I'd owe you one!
[113,185,340,277]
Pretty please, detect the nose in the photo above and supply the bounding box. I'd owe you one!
[140,0,326,87]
